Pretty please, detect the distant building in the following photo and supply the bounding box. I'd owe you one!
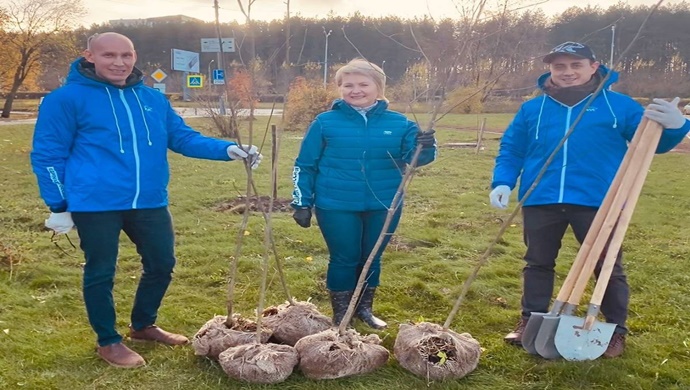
[109,15,203,27]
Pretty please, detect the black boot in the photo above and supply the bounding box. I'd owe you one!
[329,290,353,326]
[356,287,387,330]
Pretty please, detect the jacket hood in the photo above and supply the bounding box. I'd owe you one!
[66,57,144,88]
[537,65,618,91]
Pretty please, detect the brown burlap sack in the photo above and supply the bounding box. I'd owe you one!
[261,300,332,346]
[293,328,389,380]
[218,343,299,384]
[192,314,272,359]
[393,322,481,381]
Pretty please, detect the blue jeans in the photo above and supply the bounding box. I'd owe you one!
[72,207,176,346]
[315,207,402,291]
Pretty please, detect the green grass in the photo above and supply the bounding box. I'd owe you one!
[1,114,689,389]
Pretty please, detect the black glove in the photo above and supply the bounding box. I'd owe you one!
[416,129,436,148]
[292,208,312,228]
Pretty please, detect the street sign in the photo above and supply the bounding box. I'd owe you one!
[171,49,200,72]
[187,75,203,88]
[153,83,166,93]
[201,38,235,53]
[212,69,225,85]
[151,69,167,82]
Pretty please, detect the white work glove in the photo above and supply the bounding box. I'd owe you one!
[45,212,74,235]
[227,144,263,170]
[644,97,687,130]
[489,185,512,209]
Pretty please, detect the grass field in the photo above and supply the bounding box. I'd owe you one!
[1,113,689,389]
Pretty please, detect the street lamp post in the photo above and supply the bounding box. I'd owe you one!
[323,27,332,87]
[208,59,215,82]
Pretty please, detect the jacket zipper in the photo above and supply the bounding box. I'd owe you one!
[119,89,141,209]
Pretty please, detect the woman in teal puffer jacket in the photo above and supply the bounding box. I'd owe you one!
[291,58,437,329]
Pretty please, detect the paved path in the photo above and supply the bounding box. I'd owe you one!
[0,107,283,126]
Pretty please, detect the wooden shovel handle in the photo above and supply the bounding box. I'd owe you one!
[552,118,648,303]
[583,120,663,329]
[562,118,649,305]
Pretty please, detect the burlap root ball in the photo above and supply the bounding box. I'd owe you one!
[261,300,332,346]
[393,322,481,381]
[218,343,299,384]
[293,328,389,380]
[192,314,272,359]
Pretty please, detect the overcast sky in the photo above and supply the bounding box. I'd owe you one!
[84,0,663,25]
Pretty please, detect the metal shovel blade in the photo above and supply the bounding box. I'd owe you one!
[533,315,563,359]
[553,314,616,361]
[522,312,549,354]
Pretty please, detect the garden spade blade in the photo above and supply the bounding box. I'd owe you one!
[523,301,568,355]
[533,311,571,359]
[553,314,615,361]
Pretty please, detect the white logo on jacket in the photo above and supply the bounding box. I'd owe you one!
[383,130,392,135]
[144,106,153,112]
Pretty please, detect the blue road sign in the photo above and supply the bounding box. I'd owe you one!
[212,69,225,85]
[187,75,203,88]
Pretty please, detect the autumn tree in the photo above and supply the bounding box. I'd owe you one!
[1,0,85,118]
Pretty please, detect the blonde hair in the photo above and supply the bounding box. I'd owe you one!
[334,58,388,102]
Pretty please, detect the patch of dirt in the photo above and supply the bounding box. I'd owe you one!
[213,196,293,213]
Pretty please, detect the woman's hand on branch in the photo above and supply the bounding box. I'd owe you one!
[416,129,436,148]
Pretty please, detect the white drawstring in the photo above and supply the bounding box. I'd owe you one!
[602,89,618,129]
[535,95,547,140]
[105,88,125,153]
[132,89,153,146]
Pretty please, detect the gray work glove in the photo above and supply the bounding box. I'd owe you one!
[644,97,687,130]
[227,144,263,169]
[489,185,511,209]
[45,212,74,234]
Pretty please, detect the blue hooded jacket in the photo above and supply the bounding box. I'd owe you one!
[31,58,235,212]
[291,99,437,211]
[492,66,690,208]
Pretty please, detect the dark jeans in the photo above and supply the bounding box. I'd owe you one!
[315,207,402,291]
[521,204,629,334]
[71,207,176,346]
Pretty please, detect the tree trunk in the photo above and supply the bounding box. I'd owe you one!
[1,54,30,118]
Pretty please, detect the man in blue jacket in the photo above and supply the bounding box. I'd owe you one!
[30,32,261,368]
[489,42,689,358]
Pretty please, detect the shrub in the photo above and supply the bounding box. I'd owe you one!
[444,86,484,114]
[283,77,339,131]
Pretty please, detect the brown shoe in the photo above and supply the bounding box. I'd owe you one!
[129,325,189,345]
[504,317,528,346]
[603,333,626,358]
[97,342,146,368]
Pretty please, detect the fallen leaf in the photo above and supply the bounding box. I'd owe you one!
[244,230,251,236]
[3,329,9,334]
[305,256,313,262]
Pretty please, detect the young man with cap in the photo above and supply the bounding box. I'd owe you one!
[489,41,689,358]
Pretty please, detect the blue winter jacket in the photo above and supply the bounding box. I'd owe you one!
[31,58,235,212]
[492,66,690,208]
[291,99,437,211]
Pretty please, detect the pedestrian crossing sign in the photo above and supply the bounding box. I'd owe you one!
[187,75,203,88]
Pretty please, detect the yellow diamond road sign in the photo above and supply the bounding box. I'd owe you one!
[151,69,167,83]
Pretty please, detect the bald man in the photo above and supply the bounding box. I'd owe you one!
[30,32,261,368]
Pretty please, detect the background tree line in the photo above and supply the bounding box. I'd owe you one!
[1,0,689,118]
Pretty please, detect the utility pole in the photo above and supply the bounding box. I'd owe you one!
[214,0,226,115]
[323,27,332,87]
[610,24,616,66]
